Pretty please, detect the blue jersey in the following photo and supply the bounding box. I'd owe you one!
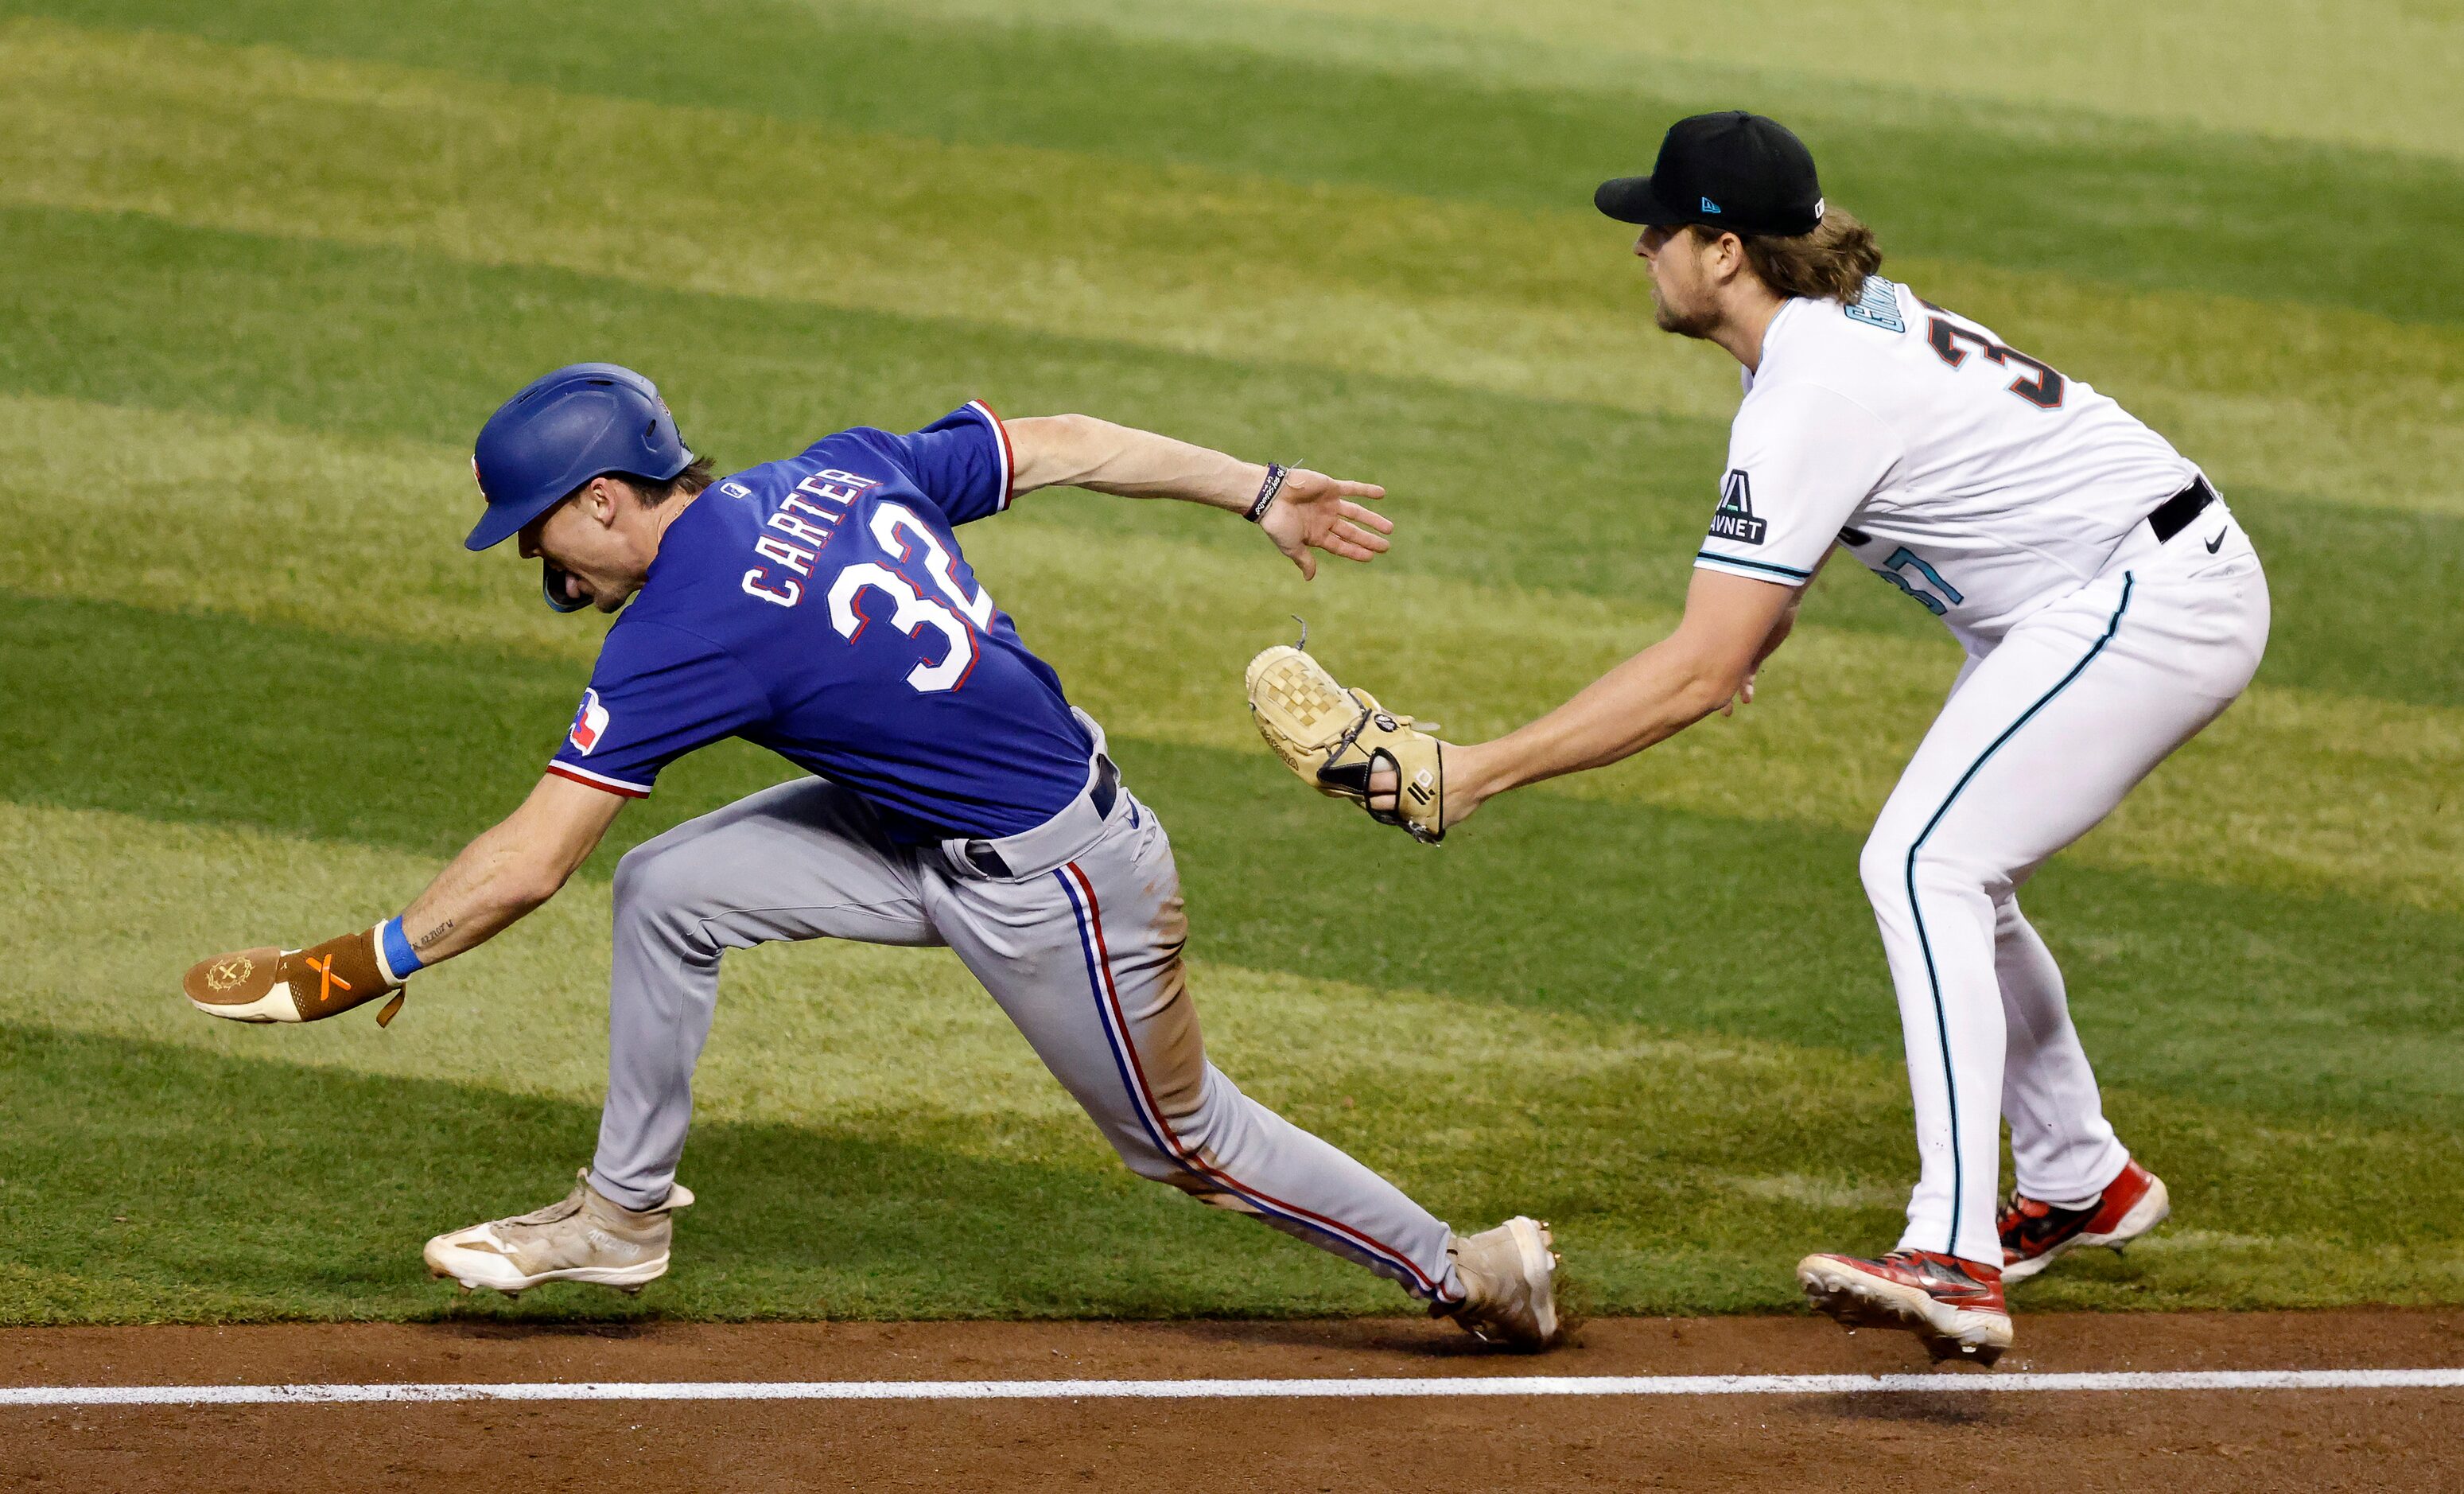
[546,401,1095,841]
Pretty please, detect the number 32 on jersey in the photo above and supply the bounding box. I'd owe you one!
[827,502,996,694]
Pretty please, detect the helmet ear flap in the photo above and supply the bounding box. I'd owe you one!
[542,561,590,613]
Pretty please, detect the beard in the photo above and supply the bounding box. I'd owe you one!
[1653,290,1720,340]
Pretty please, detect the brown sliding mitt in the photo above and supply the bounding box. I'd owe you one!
[182,926,408,1026]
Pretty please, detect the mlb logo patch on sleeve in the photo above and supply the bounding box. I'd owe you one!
[568,688,611,754]
[1707,470,1768,546]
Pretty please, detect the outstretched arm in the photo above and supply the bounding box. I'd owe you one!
[182,773,626,1025]
[394,772,628,963]
[1438,569,1803,823]
[1005,414,1391,579]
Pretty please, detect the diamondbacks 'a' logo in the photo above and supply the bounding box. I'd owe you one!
[1707,470,1767,546]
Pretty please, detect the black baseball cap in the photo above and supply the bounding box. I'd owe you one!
[1595,112,1825,237]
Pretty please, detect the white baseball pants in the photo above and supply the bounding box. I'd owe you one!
[585,720,1463,1303]
[1861,510,2270,1266]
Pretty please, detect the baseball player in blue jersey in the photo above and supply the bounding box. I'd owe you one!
[181,364,1560,1348]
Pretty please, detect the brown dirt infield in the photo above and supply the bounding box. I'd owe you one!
[5,1310,2460,1492]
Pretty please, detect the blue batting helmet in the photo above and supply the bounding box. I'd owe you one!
[467,363,693,551]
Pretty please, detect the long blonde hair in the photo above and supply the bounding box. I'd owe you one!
[1693,208,1883,304]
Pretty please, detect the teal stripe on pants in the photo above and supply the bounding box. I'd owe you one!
[1902,574,2135,1256]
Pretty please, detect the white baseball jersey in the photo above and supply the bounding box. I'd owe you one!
[1694,276,2201,648]
[1694,277,2275,1274]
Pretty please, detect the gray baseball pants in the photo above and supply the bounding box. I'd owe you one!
[585,724,1464,1303]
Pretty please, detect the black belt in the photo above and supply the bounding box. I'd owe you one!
[962,754,1119,880]
[2146,476,2216,543]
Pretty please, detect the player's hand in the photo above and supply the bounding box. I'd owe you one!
[1720,671,1759,716]
[1722,595,1795,715]
[1370,745,1515,832]
[181,926,409,1026]
[1258,469,1391,580]
[1363,758,1468,832]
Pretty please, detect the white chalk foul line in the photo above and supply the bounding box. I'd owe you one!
[6,1369,2464,1407]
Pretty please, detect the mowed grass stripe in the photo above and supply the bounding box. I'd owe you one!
[0,208,1846,644]
[6,387,2458,912]
[9,804,2463,1321]
[886,0,2464,167]
[14,1021,2459,1324]
[0,1022,1412,1323]
[15,0,2463,327]
[6,597,2460,1130]
[5,21,2461,523]
[1183,0,2464,161]
[4,211,2461,714]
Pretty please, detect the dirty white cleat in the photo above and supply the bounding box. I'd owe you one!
[1797,1248,2014,1367]
[1433,1216,1562,1350]
[422,1169,691,1296]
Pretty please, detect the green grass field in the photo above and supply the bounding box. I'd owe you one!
[1,0,2458,1326]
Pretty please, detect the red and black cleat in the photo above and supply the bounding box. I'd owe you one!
[1999,1158,2171,1285]
[1797,1248,2013,1366]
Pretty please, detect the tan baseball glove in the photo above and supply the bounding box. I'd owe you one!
[1246,640,1451,844]
[181,926,408,1026]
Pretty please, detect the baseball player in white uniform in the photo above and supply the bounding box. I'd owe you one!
[1257,112,2267,1364]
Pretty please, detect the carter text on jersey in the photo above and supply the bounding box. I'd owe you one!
[741,468,882,608]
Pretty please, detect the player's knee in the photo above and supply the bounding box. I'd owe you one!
[612,837,703,927]
[1863,826,1995,906]
[1107,1133,1191,1188]
[1858,830,1913,903]
[1118,1147,1226,1208]
[611,842,659,908]
[1101,1100,1222,1192]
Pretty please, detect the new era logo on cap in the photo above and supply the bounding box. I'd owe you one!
[1700,197,1722,213]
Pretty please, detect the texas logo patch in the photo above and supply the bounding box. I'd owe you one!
[567,688,611,755]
